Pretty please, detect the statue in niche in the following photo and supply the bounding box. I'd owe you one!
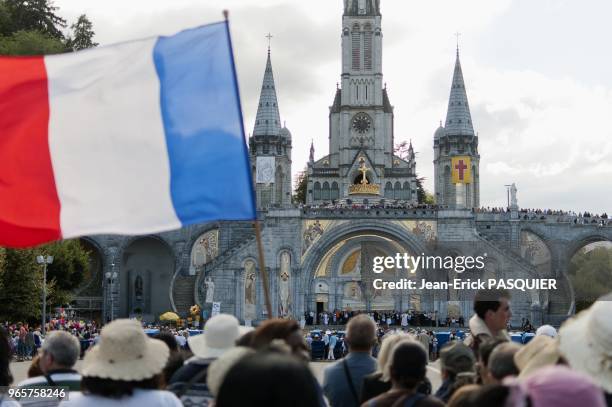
[279,252,291,317]
[204,277,215,304]
[244,260,257,320]
[134,275,143,302]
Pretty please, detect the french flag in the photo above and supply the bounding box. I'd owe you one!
[0,21,256,248]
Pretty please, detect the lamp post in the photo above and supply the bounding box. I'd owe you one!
[105,262,118,322]
[36,255,54,336]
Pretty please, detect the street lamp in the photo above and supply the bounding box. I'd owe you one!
[105,262,118,322]
[36,255,54,336]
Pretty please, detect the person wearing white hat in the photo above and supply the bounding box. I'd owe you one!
[58,319,181,407]
[558,293,612,405]
[167,314,251,406]
[535,324,557,338]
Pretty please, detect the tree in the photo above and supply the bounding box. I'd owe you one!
[416,177,435,205]
[66,14,98,51]
[0,240,90,322]
[0,29,65,54]
[0,248,43,322]
[394,142,434,204]
[39,240,90,306]
[568,246,612,311]
[293,169,308,204]
[1,0,67,39]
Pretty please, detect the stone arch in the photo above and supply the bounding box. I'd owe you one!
[385,182,393,198]
[118,236,175,321]
[322,181,331,201]
[313,181,321,200]
[331,182,340,200]
[299,221,430,314]
[71,238,105,321]
[402,182,410,200]
[393,181,401,200]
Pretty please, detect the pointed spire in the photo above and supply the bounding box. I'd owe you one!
[253,45,281,137]
[444,49,474,136]
[408,139,415,159]
[309,140,315,163]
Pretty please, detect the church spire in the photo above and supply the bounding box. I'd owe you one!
[309,140,315,163]
[253,46,281,137]
[444,48,474,136]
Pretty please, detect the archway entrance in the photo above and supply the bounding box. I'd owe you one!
[568,240,612,312]
[70,239,104,322]
[307,231,424,314]
[120,237,174,321]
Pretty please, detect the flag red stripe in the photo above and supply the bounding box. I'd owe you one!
[0,57,61,247]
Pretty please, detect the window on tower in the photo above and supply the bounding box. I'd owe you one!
[352,24,360,70]
[364,24,372,70]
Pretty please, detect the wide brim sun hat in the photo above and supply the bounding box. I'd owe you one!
[514,334,561,379]
[81,319,169,381]
[188,314,252,359]
[558,294,612,393]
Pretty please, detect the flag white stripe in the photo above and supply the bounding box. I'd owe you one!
[45,38,181,238]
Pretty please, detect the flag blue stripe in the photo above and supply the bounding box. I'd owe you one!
[153,23,256,224]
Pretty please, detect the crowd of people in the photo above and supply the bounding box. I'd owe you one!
[1,289,611,406]
[305,310,448,328]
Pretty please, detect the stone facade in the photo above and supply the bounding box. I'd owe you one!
[78,1,611,327]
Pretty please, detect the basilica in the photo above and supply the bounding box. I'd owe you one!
[74,0,611,327]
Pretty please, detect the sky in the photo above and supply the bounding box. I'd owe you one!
[53,0,612,214]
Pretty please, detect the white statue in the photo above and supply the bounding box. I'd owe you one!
[279,271,290,317]
[510,183,518,208]
[279,252,291,317]
[244,261,257,320]
[204,277,215,304]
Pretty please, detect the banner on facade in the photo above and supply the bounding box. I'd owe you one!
[451,156,472,184]
[256,156,275,184]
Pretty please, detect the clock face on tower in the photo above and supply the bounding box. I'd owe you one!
[352,112,372,134]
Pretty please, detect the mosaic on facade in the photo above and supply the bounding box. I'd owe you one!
[189,229,219,275]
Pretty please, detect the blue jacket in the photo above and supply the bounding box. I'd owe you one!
[323,351,376,407]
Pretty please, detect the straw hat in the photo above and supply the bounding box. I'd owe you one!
[514,334,561,379]
[558,294,612,392]
[188,314,252,359]
[81,319,169,381]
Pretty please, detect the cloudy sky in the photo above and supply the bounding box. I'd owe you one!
[54,0,612,214]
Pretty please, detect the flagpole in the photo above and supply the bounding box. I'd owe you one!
[223,10,273,319]
[253,221,273,318]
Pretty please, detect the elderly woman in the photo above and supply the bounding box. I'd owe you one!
[59,319,181,406]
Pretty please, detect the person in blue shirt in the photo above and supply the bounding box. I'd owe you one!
[323,315,377,407]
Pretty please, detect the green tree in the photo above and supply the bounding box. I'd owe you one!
[1,0,66,39]
[66,14,98,51]
[569,246,612,311]
[0,241,90,321]
[394,142,434,204]
[39,240,90,306]
[293,169,308,204]
[0,29,65,54]
[0,248,42,322]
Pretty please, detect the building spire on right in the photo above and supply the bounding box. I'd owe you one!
[444,40,475,136]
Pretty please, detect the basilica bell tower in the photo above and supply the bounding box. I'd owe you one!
[307,0,417,204]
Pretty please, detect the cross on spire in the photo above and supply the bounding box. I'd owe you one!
[455,32,461,56]
[266,32,273,54]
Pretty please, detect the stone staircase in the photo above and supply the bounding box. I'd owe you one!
[172,275,197,315]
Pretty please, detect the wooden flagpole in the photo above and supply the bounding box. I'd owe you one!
[254,221,273,318]
[224,10,273,319]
